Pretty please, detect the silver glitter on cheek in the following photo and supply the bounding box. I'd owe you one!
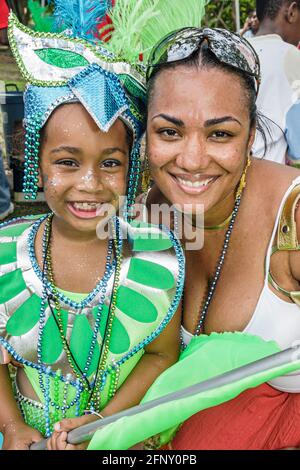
[46,176,64,188]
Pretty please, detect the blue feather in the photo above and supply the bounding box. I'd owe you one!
[49,0,112,40]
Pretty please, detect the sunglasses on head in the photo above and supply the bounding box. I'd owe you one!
[146,27,261,94]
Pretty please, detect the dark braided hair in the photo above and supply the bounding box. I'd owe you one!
[256,0,300,22]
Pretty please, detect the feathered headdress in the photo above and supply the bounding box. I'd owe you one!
[51,0,112,40]
[8,1,146,208]
[100,0,209,63]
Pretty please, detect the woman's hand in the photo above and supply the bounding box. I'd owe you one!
[2,421,43,450]
[46,414,99,451]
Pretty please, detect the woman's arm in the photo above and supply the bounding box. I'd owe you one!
[0,364,42,449]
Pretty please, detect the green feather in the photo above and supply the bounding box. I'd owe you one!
[103,0,208,62]
[140,0,209,60]
[101,0,159,62]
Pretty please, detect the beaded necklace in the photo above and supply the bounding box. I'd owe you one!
[38,213,123,434]
[177,158,251,349]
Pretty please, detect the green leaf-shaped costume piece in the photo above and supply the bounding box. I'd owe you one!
[0,242,17,265]
[35,48,89,69]
[6,294,41,336]
[41,309,68,364]
[70,315,100,376]
[0,216,183,401]
[127,258,175,290]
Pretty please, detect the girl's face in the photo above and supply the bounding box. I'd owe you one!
[39,103,129,234]
[147,66,255,215]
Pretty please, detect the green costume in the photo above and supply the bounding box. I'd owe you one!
[0,215,184,436]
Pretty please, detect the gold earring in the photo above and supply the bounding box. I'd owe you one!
[141,156,151,193]
[235,153,252,199]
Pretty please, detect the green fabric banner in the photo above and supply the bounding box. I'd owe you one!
[88,332,300,450]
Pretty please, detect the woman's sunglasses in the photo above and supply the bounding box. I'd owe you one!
[146,27,261,94]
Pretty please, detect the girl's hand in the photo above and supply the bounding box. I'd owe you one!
[2,421,43,450]
[46,414,99,451]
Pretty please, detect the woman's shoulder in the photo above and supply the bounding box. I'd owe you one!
[251,158,300,197]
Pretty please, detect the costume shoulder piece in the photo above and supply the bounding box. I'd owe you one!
[0,217,184,377]
[0,215,44,274]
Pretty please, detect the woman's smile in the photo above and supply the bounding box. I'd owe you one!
[170,173,220,195]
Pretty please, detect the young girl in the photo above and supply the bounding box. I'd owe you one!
[0,10,184,450]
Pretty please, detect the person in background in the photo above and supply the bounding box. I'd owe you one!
[249,0,300,164]
[240,9,260,38]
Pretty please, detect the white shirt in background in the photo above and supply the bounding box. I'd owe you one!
[249,34,300,165]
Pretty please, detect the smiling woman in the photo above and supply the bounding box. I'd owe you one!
[144,27,300,449]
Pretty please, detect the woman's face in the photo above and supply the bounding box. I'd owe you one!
[39,103,129,234]
[147,66,255,215]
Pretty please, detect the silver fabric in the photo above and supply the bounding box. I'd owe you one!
[0,220,182,381]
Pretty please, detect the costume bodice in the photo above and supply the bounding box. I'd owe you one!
[0,215,184,434]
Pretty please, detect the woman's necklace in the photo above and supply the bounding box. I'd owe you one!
[177,157,251,348]
[194,194,242,336]
[202,156,251,231]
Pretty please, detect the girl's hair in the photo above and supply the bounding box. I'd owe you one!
[147,43,272,155]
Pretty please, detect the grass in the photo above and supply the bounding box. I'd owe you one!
[3,201,50,223]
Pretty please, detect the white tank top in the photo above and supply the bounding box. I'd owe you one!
[182,176,300,393]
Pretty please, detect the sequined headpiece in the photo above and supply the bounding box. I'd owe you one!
[8,11,146,209]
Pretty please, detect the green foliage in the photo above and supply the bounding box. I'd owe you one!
[204,0,255,31]
[28,0,54,32]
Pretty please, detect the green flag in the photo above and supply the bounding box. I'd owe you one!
[87,332,300,450]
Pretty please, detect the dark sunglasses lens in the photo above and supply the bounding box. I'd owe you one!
[206,29,259,77]
[147,27,260,86]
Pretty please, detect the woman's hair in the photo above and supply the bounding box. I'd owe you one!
[147,43,271,155]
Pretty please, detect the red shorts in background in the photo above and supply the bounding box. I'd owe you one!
[170,383,300,450]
